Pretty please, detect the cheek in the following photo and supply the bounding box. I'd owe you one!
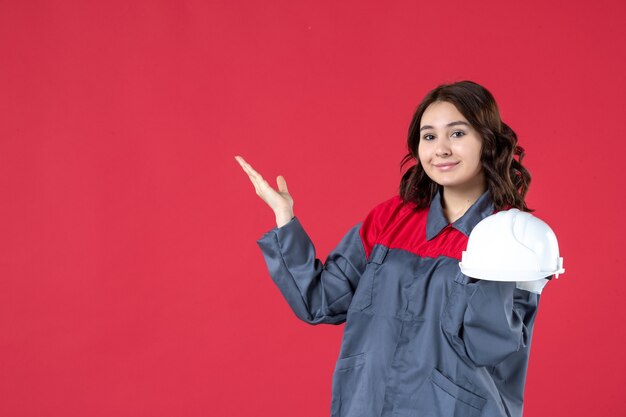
[457,143,482,166]
[469,148,482,165]
[417,142,428,162]
[473,146,483,167]
[471,140,483,164]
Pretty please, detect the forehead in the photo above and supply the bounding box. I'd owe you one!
[420,101,467,127]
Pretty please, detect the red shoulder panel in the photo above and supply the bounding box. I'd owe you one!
[359,195,404,260]
[359,195,470,261]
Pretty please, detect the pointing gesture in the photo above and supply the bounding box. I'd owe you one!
[234,155,295,227]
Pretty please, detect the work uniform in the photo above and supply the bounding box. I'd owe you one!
[256,189,542,417]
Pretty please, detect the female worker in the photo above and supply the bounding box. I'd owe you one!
[235,80,541,417]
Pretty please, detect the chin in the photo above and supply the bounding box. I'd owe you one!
[429,176,460,188]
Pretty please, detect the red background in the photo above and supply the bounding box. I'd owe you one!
[1,1,625,416]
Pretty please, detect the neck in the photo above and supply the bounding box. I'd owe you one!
[441,182,487,224]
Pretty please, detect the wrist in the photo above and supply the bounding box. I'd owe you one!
[275,213,295,228]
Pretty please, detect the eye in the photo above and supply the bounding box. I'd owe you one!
[451,130,466,138]
[422,134,435,141]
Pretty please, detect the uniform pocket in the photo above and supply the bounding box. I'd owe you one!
[330,353,367,417]
[403,368,486,417]
[335,352,366,370]
[429,368,486,412]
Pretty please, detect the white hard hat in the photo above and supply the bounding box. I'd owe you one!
[459,209,565,282]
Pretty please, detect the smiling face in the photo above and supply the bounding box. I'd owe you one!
[418,101,485,194]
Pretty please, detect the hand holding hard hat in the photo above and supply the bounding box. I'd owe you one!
[459,209,565,293]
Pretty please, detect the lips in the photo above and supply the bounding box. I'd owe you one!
[432,161,460,172]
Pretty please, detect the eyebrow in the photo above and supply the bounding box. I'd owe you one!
[419,121,471,132]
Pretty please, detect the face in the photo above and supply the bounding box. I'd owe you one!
[418,101,485,193]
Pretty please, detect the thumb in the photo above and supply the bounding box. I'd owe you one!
[276,175,288,193]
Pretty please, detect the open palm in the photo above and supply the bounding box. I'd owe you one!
[235,155,294,226]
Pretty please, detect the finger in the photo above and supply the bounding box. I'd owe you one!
[257,176,278,197]
[249,177,262,195]
[237,158,252,175]
[276,175,288,193]
[235,156,256,177]
[236,157,266,191]
[237,157,262,180]
[235,156,281,203]
[246,168,275,199]
[234,155,247,170]
[235,157,263,194]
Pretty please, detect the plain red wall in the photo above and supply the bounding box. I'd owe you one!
[1,0,625,416]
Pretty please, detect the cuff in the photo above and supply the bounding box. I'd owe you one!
[257,216,299,243]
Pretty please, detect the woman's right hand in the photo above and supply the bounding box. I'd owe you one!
[234,155,295,228]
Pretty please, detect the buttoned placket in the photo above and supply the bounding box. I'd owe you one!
[379,189,493,416]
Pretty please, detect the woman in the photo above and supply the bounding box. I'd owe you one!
[235,80,541,417]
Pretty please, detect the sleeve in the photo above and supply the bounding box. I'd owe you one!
[256,216,368,325]
[516,277,550,294]
[442,278,540,368]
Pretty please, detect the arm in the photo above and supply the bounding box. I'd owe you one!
[256,216,368,325]
[462,280,539,367]
[442,278,540,368]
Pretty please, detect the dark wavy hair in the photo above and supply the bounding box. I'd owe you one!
[399,80,532,212]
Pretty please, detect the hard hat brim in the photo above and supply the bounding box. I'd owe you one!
[459,264,564,282]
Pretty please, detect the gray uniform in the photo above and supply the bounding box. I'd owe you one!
[257,189,541,417]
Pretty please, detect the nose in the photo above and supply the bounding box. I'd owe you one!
[435,138,451,157]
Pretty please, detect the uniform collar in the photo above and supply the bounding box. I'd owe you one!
[426,188,494,240]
